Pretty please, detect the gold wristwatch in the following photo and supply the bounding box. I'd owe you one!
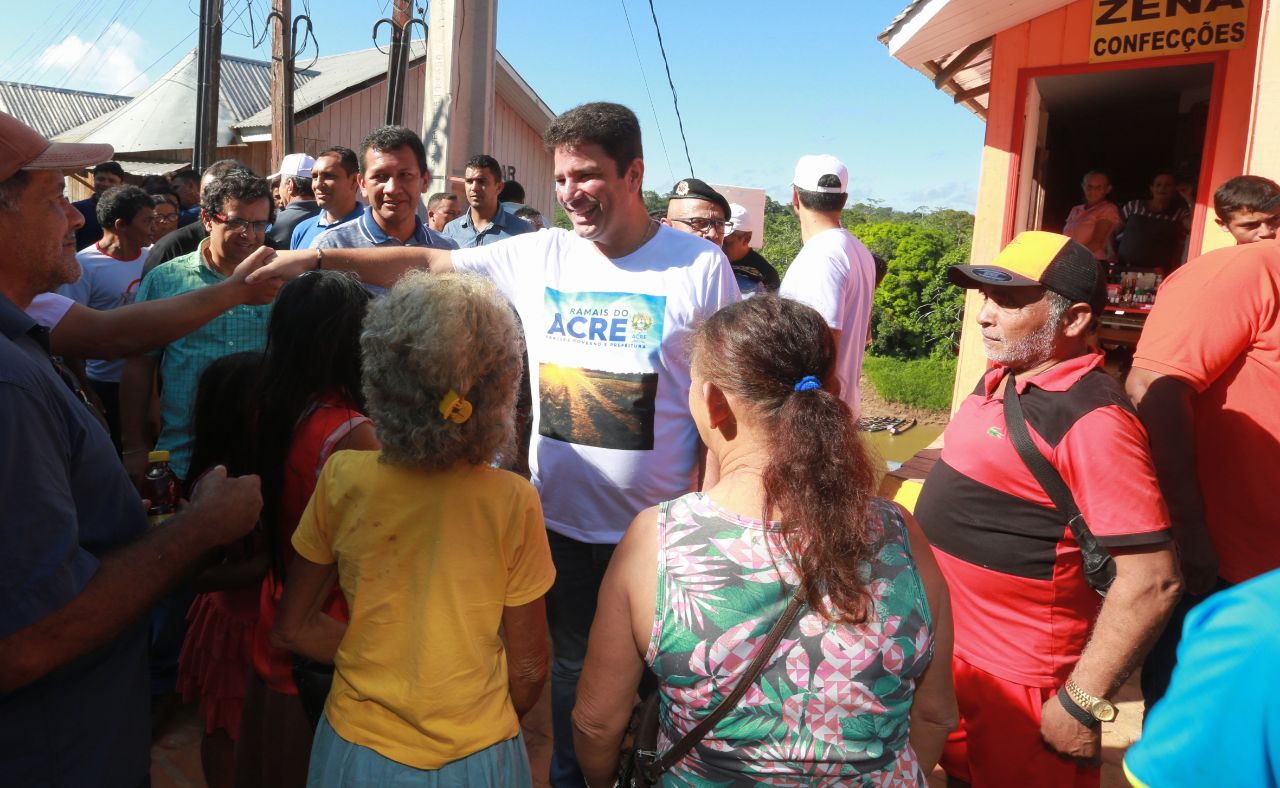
[1065,678,1118,722]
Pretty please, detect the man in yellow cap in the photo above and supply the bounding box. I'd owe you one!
[913,231,1181,787]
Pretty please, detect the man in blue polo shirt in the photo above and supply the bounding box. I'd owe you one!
[290,146,364,250]
[0,110,262,788]
[442,154,534,248]
[313,127,455,292]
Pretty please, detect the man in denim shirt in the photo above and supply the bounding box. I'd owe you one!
[443,154,534,248]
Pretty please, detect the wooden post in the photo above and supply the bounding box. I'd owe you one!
[270,0,294,171]
[423,0,496,195]
[385,0,412,126]
[193,0,224,172]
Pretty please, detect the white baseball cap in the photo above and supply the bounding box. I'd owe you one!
[726,203,750,234]
[792,154,848,193]
[270,152,315,179]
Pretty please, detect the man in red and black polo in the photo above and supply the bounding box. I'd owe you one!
[915,231,1181,788]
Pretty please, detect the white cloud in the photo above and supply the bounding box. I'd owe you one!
[36,23,149,96]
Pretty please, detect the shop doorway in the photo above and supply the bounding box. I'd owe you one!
[1015,62,1215,240]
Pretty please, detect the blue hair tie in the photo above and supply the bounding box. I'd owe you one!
[794,375,822,392]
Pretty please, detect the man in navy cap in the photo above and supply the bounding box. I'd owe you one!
[662,177,731,248]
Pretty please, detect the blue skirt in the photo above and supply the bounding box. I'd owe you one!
[307,713,533,787]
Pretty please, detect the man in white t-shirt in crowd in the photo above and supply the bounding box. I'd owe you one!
[778,154,876,415]
[247,101,740,787]
[59,184,154,448]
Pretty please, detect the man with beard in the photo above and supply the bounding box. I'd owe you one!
[913,231,1181,788]
[246,101,739,786]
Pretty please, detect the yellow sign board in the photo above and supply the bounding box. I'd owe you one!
[1089,0,1250,63]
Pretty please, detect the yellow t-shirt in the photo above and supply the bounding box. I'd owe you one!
[291,451,556,769]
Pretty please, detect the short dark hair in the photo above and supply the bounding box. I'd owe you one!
[201,171,273,218]
[201,159,252,183]
[427,192,459,211]
[171,170,200,187]
[96,185,154,228]
[0,170,32,212]
[317,145,359,176]
[543,102,642,177]
[796,187,846,213]
[152,193,178,210]
[514,205,541,223]
[872,254,888,287]
[93,161,126,180]
[360,126,427,175]
[500,180,525,203]
[1214,175,1280,222]
[287,175,314,198]
[464,154,503,182]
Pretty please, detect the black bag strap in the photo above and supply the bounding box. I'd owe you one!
[645,588,806,779]
[1001,372,1116,595]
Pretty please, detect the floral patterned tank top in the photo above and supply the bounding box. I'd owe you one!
[646,493,934,786]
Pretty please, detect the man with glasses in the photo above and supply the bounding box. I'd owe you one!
[778,154,876,413]
[661,177,731,248]
[120,171,275,483]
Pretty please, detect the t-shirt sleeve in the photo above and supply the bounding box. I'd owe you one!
[0,382,99,638]
[1132,257,1271,393]
[291,457,337,566]
[704,248,741,316]
[1052,405,1171,545]
[778,240,846,329]
[452,231,541,304]
[1123,578,1280,788]
[503,482,556,607]
[25,293,75,330]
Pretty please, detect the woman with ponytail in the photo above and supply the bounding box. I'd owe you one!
[573,295,956,786]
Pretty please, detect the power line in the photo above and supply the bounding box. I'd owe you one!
[645,0,693,177]
[618,0,673,187]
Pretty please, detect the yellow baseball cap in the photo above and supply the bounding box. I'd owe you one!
[948,231,1106,313]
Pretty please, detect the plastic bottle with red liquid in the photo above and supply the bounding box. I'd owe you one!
[139,450,180,528]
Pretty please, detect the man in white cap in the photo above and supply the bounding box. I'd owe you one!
[0,110,263,786]
[723,202,779,295]
[267,152,320,248]
[778,154,876,413]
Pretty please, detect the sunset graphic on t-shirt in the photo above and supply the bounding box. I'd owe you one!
[538,363,658,450]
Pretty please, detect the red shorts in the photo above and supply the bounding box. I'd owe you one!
[940,657,1100,788]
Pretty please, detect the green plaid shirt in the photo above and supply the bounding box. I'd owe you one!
[137,241,271,478]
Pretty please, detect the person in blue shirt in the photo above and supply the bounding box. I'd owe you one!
[312,127,455,296]
[442,154,534,247]
[71,160,125,249]
[1124,568,1280,788]
[290,146,364,250]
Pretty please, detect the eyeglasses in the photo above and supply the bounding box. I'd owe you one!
[669,217,728,233]
[152,214,178,225]
[212,213,270,235]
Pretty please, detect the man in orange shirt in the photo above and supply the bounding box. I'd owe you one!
[1126,239,1280,709]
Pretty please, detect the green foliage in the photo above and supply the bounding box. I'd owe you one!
[860,221,967,360]
[862,355,957,410]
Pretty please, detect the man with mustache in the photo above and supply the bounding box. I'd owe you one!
[914,231,1181,788]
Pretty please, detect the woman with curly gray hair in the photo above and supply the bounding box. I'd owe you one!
[272,272,556,786]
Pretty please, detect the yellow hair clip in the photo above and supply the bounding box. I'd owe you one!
[438,389,473,424]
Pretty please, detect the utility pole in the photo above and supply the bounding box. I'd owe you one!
[384,0,412,126]
[423,0,496,195]
[270,0,294,170]
[193,0,224,172]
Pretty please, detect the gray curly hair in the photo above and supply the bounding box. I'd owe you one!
[361,271,522,471]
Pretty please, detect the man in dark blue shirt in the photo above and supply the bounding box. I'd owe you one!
[71,160,125,250]
[0,110,263,788]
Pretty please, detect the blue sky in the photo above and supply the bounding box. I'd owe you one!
[0,0,985,211]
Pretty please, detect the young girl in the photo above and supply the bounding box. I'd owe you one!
[235,271,378,788]
[177,351,267,788]
[273,272,555,786]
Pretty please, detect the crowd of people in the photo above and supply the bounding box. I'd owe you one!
[1,93,1278,788]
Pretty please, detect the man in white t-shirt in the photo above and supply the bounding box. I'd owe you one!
[778,154,876,415]
[248,101,740,786]
[59,184,153,447]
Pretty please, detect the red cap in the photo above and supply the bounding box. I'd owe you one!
[0,110,114,182]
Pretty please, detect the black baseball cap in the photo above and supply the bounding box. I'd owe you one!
[667,178,730,219]
[948,231,1107,314]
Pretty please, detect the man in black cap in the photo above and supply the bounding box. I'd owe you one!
[912,230,1180,788]
[72,160,126,250]
[662,177,731,248]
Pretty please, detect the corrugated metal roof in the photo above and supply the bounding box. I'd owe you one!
[0,81,131,137]
[219,54,316,120]
[878,0,930,44]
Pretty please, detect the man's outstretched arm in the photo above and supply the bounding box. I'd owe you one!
[49,247,282,360]
[247,245,455,287]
